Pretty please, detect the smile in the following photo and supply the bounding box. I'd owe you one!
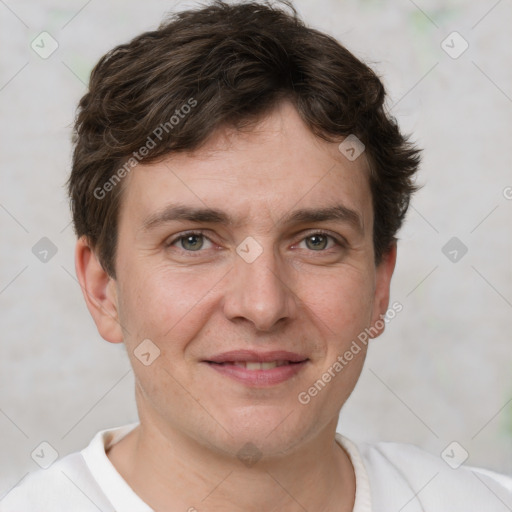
[205,360,309,386]
[209,360,298,370]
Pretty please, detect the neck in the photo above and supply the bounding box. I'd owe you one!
[107,414,355,512]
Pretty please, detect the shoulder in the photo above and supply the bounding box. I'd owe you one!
[0,423,138,512]
[0,452,113,512]
[355,438,512,511]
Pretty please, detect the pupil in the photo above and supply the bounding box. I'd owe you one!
[183,235,203,251]
[307,235,327,250]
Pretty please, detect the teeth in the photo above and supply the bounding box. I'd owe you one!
[231,361,290,370]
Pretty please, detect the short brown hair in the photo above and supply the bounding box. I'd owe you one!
[67,0,421,279]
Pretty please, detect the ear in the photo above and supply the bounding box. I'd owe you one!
[368,242,397,339]
[74,236,123,344]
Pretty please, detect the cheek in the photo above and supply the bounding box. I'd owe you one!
[298,266,375,337]
[117,263,216,351]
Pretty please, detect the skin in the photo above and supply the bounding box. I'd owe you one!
[75,100,396,512]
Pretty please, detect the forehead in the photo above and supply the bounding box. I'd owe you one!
[118,102,372,232]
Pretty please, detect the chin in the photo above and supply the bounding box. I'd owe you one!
[220,413,312,451]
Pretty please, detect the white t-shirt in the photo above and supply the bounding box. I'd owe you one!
[1,423,511,511]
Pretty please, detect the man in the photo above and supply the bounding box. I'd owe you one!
[2,1,511,511]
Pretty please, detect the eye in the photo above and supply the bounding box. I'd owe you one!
[165,230,345,255]
[166,231,213,252]
[297,231,344,252]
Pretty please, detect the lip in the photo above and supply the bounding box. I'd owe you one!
[204,350,308,363]
[204,360,309,387]
[203,350,310,387]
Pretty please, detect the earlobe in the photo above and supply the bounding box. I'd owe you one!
[74,236,124,344]
[369,242,397,339]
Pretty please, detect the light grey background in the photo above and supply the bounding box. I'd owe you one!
[1,0,511,495]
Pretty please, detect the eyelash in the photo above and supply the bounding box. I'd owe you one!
[165,229,346,254]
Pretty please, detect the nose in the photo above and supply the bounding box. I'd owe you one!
[222,242,297,332]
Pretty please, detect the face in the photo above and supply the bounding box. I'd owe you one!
[78,100,395,459]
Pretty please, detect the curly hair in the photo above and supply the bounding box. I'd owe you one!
[67,0,421,279]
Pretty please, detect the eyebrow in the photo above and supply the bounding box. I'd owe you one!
[140,203,364,234]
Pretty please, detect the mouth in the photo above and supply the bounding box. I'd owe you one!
[207,360,306,370]
[203,358,310,387]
